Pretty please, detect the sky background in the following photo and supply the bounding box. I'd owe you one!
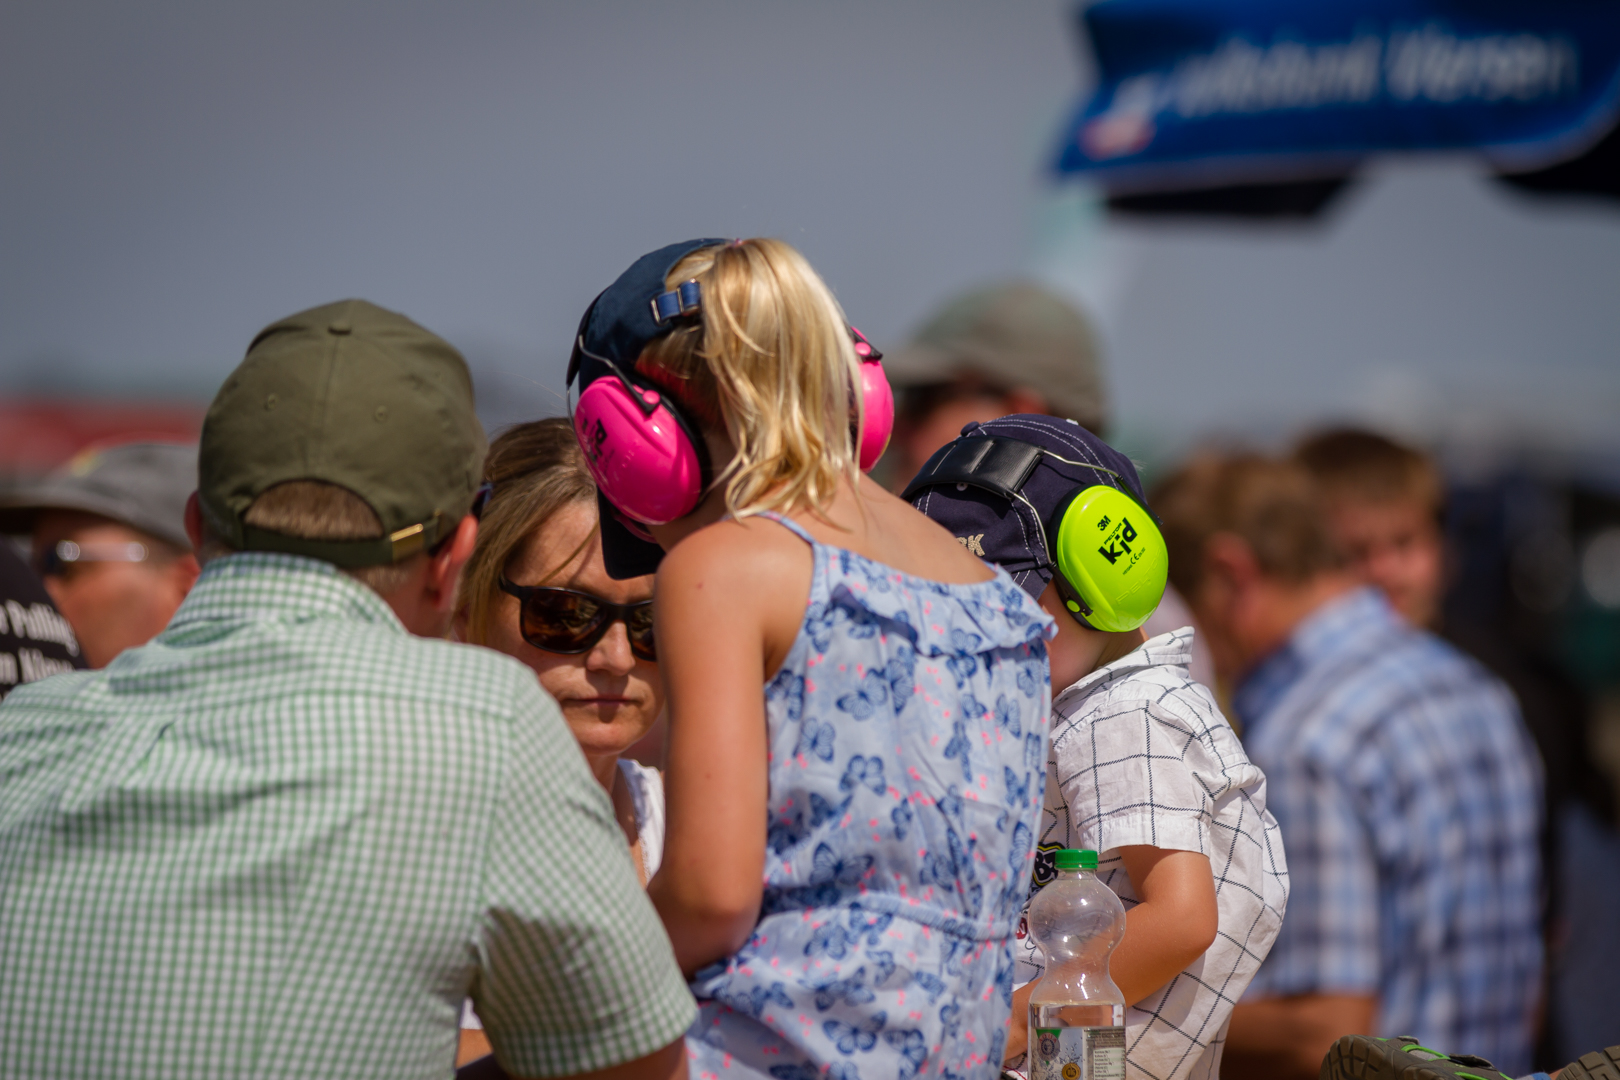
[4,1,1618,466]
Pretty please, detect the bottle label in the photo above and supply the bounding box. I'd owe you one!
[1031,1026,1126,1080]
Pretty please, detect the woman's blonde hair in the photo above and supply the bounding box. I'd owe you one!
[636,238,862,520]
[456,417,598,647]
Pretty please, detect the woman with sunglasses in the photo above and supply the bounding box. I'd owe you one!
[451,417,665,1066]
[456,416,664,881]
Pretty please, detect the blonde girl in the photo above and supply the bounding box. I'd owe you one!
[570,238,1055,1079]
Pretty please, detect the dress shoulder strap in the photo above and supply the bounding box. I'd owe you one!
[754,510,818,547]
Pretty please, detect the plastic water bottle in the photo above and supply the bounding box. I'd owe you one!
[1026,848,1127,1080]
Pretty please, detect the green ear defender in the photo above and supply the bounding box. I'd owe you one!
[1049,483,1169,632]
[900,433,1168,633]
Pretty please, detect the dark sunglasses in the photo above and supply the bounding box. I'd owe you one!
[498,578,656,661]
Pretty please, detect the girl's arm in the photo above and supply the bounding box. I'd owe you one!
[644,520,809,976]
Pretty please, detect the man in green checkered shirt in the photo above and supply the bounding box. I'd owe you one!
[0,300,695,1079]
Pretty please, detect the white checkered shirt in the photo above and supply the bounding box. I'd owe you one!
[0,552,695,1079]
[1014,628,1290,1080]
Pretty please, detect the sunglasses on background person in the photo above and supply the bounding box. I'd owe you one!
[498,578,656,662]
[33,540,151,579]
[27,482,492,582]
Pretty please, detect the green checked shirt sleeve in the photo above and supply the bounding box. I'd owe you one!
[472,675,695,1076]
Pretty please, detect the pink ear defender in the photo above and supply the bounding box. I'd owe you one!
[568,239,895,529]
[574,376,707,525]
[851,326,894,472]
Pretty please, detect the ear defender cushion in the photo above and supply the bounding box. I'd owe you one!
[857,356,895,472]
[1052,485,1169,633]
[573,377,707,525]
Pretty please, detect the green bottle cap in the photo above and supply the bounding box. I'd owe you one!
[1054,848,1098,872]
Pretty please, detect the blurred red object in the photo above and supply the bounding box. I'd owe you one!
[0,398,205,477]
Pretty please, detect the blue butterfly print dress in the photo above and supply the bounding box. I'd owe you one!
[686,513,1055,1080]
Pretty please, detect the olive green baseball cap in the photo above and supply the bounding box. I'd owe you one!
[199,299,487,567]
[885,281,1109,435]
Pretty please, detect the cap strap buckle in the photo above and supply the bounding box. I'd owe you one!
[389,523,426,560]
[389,510,451,561]
[650,279,702,324]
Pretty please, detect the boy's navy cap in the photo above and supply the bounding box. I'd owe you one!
[571,238,727,580]
[903,414,1150,600]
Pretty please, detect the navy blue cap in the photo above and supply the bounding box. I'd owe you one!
[597,491,667,580]
[569,238,727,579]
[567,237,729,393]
[903,414,1150,600]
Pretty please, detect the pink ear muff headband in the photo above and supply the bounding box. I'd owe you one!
[567,240,895,529]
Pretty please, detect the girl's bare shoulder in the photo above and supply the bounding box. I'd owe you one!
[856,483,997,585]
[655,514,809,592]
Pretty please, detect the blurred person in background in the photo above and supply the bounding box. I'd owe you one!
[1292,428,1446,629]
[0,300,693,1080]
[0,543,85,697]
[0,441,200,668]
[1296,427,1620,1071]
[451,417,666,1070]
[1152,453,1542,1080]
[882,280,1110,485]
[884,279,1214,686]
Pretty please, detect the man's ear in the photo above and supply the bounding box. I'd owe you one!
[169,552,202,597]
[425,513,480,613]
[184,492,205,554]
[1203,532,1261,592]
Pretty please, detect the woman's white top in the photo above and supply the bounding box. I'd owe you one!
[618,758,665,881]
[461,759,664,1031]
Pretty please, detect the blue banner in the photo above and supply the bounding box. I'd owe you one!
[1056,0,1620,188]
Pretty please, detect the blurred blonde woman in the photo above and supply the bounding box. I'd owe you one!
[452,417,665,1065]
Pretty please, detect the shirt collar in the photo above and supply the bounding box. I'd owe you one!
[1053,627,1193,709]
[1232,585,1396,734]
[164,551,406,635]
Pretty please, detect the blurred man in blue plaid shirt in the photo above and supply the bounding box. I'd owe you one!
[1153,453,1542,1080]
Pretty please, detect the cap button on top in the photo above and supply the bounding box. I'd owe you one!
[328,320,352,335]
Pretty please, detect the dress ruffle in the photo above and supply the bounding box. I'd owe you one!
[815,548,1056,659]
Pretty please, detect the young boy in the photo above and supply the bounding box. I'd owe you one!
[1292,427,1447,629]
[905,415,1289,1080]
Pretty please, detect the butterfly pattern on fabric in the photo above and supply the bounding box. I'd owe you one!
[686,514,1055,1080]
